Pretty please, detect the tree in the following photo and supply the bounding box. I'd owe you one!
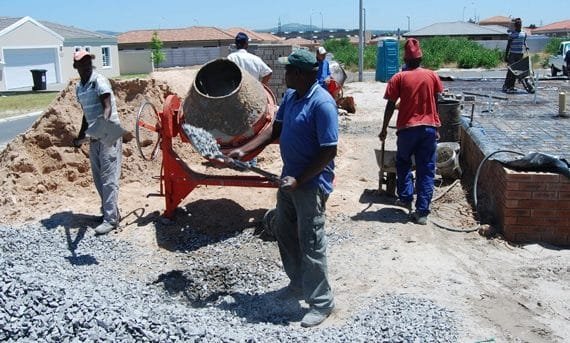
[150,31,165,68]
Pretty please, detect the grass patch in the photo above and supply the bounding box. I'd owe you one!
[0,92,59,119]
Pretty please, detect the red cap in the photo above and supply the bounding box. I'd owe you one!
[73,50,94,61]
[404,38,422,60]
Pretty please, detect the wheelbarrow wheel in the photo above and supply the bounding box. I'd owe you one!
[386,172,397,197]
[522,77,535,94]
[136,100,161,161]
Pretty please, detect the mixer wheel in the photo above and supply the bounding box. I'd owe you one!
[135,100,161,161]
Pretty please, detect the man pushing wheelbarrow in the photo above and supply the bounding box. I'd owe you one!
[502,17,535,94]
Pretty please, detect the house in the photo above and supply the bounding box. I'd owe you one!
[225,27,283,44]
[0,16,119,91]
[479,16,512,28]
[404,21,508,40]
[532,20,570,37]
[118,27,235,68]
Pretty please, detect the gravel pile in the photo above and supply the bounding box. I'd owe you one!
[181,124,222,159]
[1,224,459,342]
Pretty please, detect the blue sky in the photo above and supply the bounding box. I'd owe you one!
[0,0,567,33]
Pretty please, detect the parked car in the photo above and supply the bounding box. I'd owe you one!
[549,41,570,76]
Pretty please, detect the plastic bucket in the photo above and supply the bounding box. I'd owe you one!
[437,100,461,142]
[436,142,461,178]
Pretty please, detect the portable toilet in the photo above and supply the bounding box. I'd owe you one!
[375,37,400,82]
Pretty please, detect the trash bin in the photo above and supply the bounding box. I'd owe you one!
[30,69,47,91]
[375,38,400,82]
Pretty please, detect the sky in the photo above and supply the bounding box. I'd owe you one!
[0,0,567,33]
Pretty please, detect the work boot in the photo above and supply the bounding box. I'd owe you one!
[394,199,412,214]
[94,222,116,236]
[301,306,334,328]
[411,212,429,225]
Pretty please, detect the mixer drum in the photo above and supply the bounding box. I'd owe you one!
[183,59,272,147]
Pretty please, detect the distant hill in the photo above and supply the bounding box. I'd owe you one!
[96,30,121,37]
[256,23,402,36]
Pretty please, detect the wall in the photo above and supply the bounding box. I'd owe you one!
[461,129,570,246]
[119,50,154,75]
[235,44,295,102]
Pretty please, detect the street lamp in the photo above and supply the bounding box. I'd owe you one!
[406,16,410,32]
[310,11,324,32]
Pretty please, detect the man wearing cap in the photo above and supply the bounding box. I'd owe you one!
[72,50,122,235]
[228,49,338,327]
[316,46,331,89]
[379,38,443,225]
[502,18,527,93]
[227,32,272,85]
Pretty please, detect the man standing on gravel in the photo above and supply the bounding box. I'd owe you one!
[228,32,272,86]
[72,50,122,236]
[379,38,443,225]
[228,49,338,327]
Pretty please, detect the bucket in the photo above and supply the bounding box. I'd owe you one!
[183,59,275,148]
[437,100,461,142]
[436,142,461,179]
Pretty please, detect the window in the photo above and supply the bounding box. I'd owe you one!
[101,46,111,67]
[75,46,91,52]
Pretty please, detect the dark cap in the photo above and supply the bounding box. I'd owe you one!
[278,49,318,71]
[235,32,249,45]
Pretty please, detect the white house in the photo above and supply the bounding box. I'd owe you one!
[0,16,119,91]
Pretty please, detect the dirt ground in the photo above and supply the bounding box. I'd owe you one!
[1,70,569,342]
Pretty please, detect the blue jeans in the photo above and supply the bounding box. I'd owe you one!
[396,126,437,216]
[274,187,334,310]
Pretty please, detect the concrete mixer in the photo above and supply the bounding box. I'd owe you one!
[135,59,279,218]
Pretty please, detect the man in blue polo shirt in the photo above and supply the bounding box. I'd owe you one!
[228,49,338,327]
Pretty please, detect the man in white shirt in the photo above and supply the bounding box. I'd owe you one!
[228,32,272,85]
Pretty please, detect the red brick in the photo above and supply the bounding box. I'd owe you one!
[518,199,557,209]
[546,183,570,191]
[517,217,547,226]
[504,200,519,208]
[532,191,558,200]
[505,172,534,182]
[531,209,560,217]
[559,192,570,200]
[504,190,532,200]
[503,208,531,216]
[532,173,559,183]
[557,201,570,209]
[560,210,570,218]
[514,232,542,243]
[518,183,548,191]
[503,216,518,225]
[541,232,566,244]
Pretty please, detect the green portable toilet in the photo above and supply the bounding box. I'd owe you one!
[375,37,400,82]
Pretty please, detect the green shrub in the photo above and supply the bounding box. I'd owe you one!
[323,36,503,71]
[543,37,567,54]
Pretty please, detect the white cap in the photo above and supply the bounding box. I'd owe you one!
[317,46,327,55]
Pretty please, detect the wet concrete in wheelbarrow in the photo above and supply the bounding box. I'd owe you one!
[443,79,570,161]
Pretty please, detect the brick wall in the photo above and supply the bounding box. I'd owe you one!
[461,129,570,246]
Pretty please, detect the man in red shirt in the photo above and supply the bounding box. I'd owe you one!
[379,38,443,225]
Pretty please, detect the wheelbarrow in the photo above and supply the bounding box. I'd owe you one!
[508,55,536,94]
[374,145,415,197]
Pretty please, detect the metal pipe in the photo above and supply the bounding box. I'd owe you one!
[358,0,364,81]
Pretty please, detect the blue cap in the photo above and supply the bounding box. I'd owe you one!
[235,32,249,45]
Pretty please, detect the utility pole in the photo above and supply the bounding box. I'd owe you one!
[406,16,410,32]
[358,0,364,81]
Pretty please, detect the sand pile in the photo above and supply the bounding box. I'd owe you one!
[0,75,282,224]
[0,78,172,222]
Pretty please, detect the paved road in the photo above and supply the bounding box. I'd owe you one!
[0,111,42,150]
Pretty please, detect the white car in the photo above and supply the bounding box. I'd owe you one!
[549,41,570,76]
